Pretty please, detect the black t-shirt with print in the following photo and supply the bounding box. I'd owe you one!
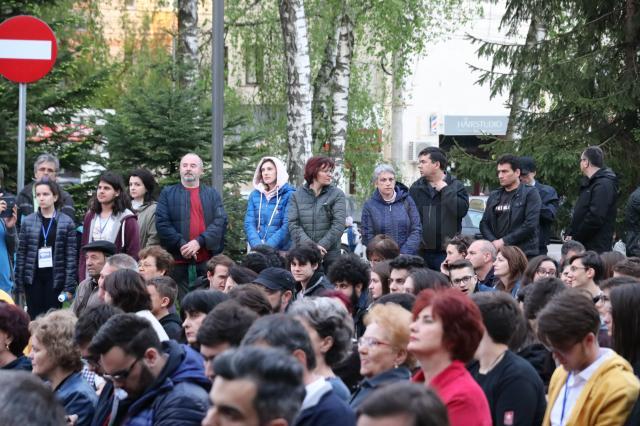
[494,189,516,238]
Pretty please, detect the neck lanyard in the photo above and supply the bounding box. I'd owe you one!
[560,372,572,424]
[41,211,56,247]
[97,213,112,236]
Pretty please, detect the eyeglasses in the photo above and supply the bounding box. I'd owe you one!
[103,357,140,382]
[535,268,557,276]
[451,275,475,286]
[358,337,391,348]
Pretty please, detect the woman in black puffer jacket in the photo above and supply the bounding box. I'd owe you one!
[15,180,77,319]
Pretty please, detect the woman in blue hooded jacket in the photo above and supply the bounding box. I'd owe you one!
[361,164,422,255]
[244,157,295,251]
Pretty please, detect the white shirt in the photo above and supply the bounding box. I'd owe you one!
[550,348,614,425]
[300,377,332,411]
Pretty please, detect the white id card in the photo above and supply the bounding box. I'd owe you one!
[38,247,53,268]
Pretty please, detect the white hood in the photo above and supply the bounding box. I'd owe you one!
[252,156,289,196]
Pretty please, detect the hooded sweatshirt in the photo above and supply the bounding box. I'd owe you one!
[244,157,295,250]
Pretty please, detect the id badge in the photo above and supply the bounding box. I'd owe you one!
[38,247,53,268]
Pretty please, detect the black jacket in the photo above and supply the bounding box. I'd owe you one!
[567,168,618,253]
[16,182,75,230]
[480,183,541,256]
[159,313,184,341]
[533,181,559,253]
[409,173,469,251]
[624,186,640,256]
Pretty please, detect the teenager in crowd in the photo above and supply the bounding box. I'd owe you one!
[244,156,295,251]
[368,260,390,305]
[366,234,400,266]
[388,255,425,293]
[403,268,450,295]
[146,276,182,341]
[288,242,334,299]
[441,234,473,276]
[493,246,527,297]
[521,255,559,287]
[15,180,77,318]
[128,168,159,248]
[181,289,229,348]
[328,254,369,337]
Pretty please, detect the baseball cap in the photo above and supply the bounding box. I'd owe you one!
[81,240,116,256]
[253,267,296,292]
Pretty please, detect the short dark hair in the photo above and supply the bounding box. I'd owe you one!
[536,288,600,350]
[0,371,67,426]
[104,269,152,312]
[146,276,178,307]
[612,257,640,278]
[418,147,447,170]
[90,313,162,358]
[389,254,425,272]
[406,268,450,295]
[582,146,604,168]
[228,266,259,285]
[74,304,123,347]
[213,346,305,425]
[181,290,229,316]
[242,314,316,370]
[206,254,235,273]
[128,168,157,203]
[33,179,63,210]
[90,171,131,215]
[561,240,585,256]
[610,283,640,365]
[356,381,449,426]
[375,292,416,312]
[446,234,473,257]
[447,259,475,274]
[472,292,524,345]
[228,284,273,316]
[600,251,626,280]
[304,156,335,185]
[0,302,30,357]
[287,242,322,266]
[138,246,174,275]
[197,300,259,348]
[366,234,400,261]
[328,253,370,306]
[599,276,640,291]
[251,245,286,268]
[241,252,269,274]
[497,154,520,172]
[569,251,604,282]
[522,277,566,320]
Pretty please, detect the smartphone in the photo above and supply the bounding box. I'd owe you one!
[0,195,16,218]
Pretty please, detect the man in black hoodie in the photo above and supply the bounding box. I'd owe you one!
[409,147,469,270]
[565,146,618,253]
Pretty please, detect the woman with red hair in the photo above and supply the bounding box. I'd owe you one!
[408,288,491,426]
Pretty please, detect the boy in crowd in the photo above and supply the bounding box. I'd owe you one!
[146,276,182,341]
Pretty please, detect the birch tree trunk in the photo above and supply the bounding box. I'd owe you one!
[329,12,354,190]
[279,0,313,186]
[177,0,199,84]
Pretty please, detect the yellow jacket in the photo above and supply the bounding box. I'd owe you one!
[543,352,640,426]
[0,289,13,304]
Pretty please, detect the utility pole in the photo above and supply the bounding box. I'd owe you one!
[211,0,224,194]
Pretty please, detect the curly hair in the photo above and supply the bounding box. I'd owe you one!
[29,310,82,372]
[365,303,415,367]
[289,297,354,367]
[0,302,30,357]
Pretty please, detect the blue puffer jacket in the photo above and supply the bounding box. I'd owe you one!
[361,184,422,254]
[123,341,210,426]
[244,184,295,250]
[15,210,78,293]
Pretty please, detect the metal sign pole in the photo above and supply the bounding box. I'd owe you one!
[211,0,224,195]
[17,82,26,192]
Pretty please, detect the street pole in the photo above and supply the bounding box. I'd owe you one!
[211,0,224,195]
[17,83,26,192]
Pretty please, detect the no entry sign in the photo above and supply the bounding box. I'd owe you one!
[0,15,58,83]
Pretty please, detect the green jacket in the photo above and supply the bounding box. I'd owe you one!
[136,201,160,248]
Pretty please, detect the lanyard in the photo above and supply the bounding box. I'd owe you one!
[41,212,56,247]
[97,213,112,236]
[560,372,572,425]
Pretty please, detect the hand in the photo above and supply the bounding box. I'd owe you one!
[492,238,505,250]
[317,244,327,257]
[66,415,78,426]
[432,180,448,191]
[180,240,201,259]
[3,206,17,229]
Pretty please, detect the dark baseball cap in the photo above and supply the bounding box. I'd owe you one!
[253,267,296,292]
[81,240,116,256]
[519,156,536,175]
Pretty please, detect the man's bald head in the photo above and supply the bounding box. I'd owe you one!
[466,239,496,270]
[180,153,204,187]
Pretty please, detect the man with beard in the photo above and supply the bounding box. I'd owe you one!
[252,267,296,313]
[89,313,210,425]
[156,153,228,301]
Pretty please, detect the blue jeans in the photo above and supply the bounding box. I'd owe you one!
[420,250,446,271]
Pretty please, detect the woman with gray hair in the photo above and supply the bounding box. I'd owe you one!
[289,296,354,401]
[361,164,421,254]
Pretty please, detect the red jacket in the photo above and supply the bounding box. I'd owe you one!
[413,361,491,426]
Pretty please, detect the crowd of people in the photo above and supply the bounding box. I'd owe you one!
[0,146,639,426]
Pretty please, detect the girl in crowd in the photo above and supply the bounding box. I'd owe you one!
[289,297,354,401]
[403,268,450,295]
[29,310,97,425]
[368,260,391,304]
[493,245,528,297]
[15,180,77,318]
[288,156,346,268]
[350,303,413,409]
[441,234,473,276]
[181,289,229,348]
[129,168,160,248]
[521,255,559,287]
[0,302,31,370]
[361,164,421,255]
[408,288,491,426]
[244,157,295,251]
[79,171,140,281]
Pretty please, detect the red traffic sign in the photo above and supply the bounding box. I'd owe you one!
[0,16,57,84]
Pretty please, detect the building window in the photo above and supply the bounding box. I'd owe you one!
[244,45,263,86]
